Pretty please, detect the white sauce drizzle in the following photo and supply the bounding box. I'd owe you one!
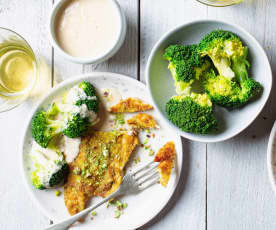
[100,88,122,109]
[62,136,81,163]
[30,141,63,187]
[62,84,98,125]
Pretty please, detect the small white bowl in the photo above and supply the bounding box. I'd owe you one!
[48,0,126,64]
[146,19,272,143]
[267,121,276,194]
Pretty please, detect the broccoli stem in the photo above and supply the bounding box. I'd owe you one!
[209,56,235,79]
[231,47,250,83]
[232,60,249,83]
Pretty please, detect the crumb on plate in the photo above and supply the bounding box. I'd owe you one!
[55,190,61,196]
[154,142,176,187]
[109,98,153,113]
[127,113,157,129]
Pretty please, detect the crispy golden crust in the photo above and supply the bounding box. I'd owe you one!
[63,174,88,215]
[154,142,175,162]
[64,131,138,215]
[154,142,176,187]
[109,98,153,113]
[158,161,173,187]
[127,113,157,129]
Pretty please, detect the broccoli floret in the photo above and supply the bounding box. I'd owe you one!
[199,30,262,108]
[48,164,69,187]
[31,146,69,190]
[31,103,63,148]
[198,30,246,79]
[203,69,262,108]
[63,114,90,138]
[165,93,217,134]
[164,44,210,95]
[62,81,100,138]
[33,81,101,142]
[76,81,99,113]
[32,171,46,190]
[236,74,262,106]
[203,69,241,108]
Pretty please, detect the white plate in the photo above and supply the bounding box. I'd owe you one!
[20,72,183,230]
[146,19,272,143]
[267,121,276,194]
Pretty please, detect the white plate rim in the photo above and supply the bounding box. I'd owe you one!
[20,72,183,229]
[267,120,276,194]
[145,19,273,143]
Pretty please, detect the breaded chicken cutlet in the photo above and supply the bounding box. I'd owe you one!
[64,131,139,215]
[127,113,157,130]
[154,142,176,187]
[109,98,153,113]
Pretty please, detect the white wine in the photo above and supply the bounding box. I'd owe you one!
[0,39,37,96]
[0,28,38,112]
[196,0,242,6]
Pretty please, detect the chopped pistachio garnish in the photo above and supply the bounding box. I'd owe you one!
[144,145,150,150]
[107,199,128,218]
[112,129,119,136]
[148,149,154,156]
[107,199,116,208]
[102,145,109,157]
[143,138,149,145]
[114,210,122,218]
[116,200,123,209]
[91,211,97,216]
[55,190,61,196]
[115,200,128,210]
[134,156,141,164]
[73,167,81,175]
[114,113,125,126]
[145,129,151,134]
[102,162,107,169]
[84,170,92,178]
[122,202,128,209]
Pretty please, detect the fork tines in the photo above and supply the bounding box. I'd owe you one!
[132,161,160,189]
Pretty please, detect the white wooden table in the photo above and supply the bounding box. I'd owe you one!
[0,0,276,229]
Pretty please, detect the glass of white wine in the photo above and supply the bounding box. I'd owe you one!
[196,0,242,7]
[0,27,38,112]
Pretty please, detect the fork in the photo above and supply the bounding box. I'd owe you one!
[44,161,160,230]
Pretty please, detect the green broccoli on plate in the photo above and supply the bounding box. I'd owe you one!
[31,144,69,190]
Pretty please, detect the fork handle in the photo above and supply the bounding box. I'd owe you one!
[44,192,118,230]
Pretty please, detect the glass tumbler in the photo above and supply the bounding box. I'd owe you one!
[0,27,38,113]
[196,0,243,7]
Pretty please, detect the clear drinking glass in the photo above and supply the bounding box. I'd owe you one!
[196,0,243,7]
[0,27,38,112]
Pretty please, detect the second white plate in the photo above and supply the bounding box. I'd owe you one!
[267,121,276,195]
[20,72,183,230]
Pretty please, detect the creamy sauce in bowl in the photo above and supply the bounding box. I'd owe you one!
[54,0,121,59]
